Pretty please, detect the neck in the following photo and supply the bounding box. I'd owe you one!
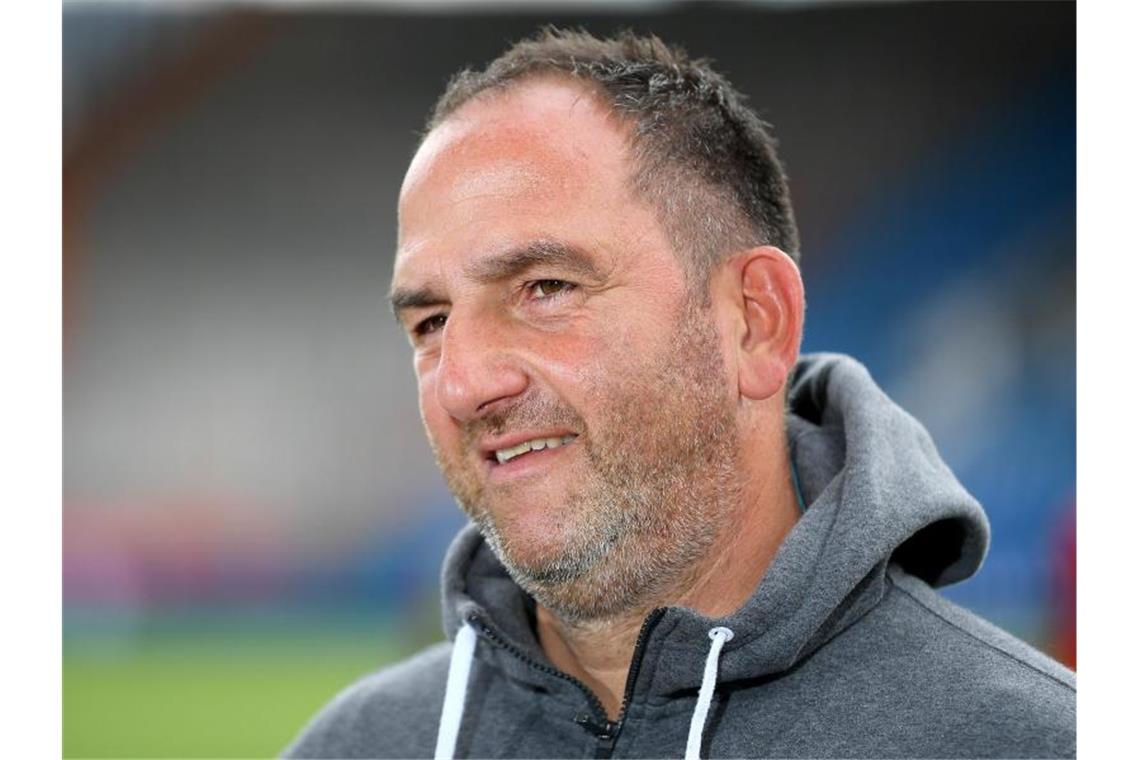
[536,426,801,719]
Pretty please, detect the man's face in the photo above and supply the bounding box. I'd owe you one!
[392,80,742,621]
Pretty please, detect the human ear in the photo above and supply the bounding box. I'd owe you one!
[733,246,804,401]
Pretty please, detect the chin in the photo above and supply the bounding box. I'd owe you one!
[482,513,607,587]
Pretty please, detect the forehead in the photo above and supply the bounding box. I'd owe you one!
[394,79,652,281]
[403,79,629,201]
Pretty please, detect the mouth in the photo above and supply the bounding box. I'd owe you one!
[490,432,579,464]
[487,434,579,466]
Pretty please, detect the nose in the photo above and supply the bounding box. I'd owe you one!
[435,312,529,422]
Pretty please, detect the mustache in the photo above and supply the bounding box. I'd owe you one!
[459,392,586,449]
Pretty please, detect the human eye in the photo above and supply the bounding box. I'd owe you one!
[525,279,576,300]
[413,313,447,337]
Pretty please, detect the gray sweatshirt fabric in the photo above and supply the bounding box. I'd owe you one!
[284,353,1076,759]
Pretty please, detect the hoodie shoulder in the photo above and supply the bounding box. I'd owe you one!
[282,641,451,759]
[875,568,1075,756]
[888,568,1075,689]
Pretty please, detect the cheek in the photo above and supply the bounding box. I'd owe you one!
[548,302,673,383]
[525,331,610,398]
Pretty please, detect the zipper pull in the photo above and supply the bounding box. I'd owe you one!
[574,713,620,747]
[574,715,620,738]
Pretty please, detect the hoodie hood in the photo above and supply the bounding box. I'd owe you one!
[440,352,989,693]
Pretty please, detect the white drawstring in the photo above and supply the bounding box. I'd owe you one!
[684,626,734,760]
[434,622,478,760]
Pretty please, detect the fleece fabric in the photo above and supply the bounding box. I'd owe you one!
[284,353,1076,759]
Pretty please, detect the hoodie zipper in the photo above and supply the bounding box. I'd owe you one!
[469,607,666,758]
[597,607,667,758]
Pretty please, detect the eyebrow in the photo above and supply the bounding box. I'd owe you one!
[463,239,602,284]
[388,239,602,317]
[388,286,447,316]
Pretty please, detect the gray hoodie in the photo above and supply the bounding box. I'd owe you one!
[284,353,1075,759]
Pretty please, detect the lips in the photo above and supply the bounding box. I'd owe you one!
[493,434,578,464]
[479,431,580,468]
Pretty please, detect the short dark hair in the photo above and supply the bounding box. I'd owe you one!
[427,27,801,286]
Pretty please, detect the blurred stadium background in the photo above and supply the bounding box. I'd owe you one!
[62,1,1075,756]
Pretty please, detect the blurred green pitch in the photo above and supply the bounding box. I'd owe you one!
[64,625,417,758]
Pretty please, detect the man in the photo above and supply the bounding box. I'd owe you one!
[286,28,1075,759]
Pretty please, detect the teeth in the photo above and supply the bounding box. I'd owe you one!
[494,434,578,464]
